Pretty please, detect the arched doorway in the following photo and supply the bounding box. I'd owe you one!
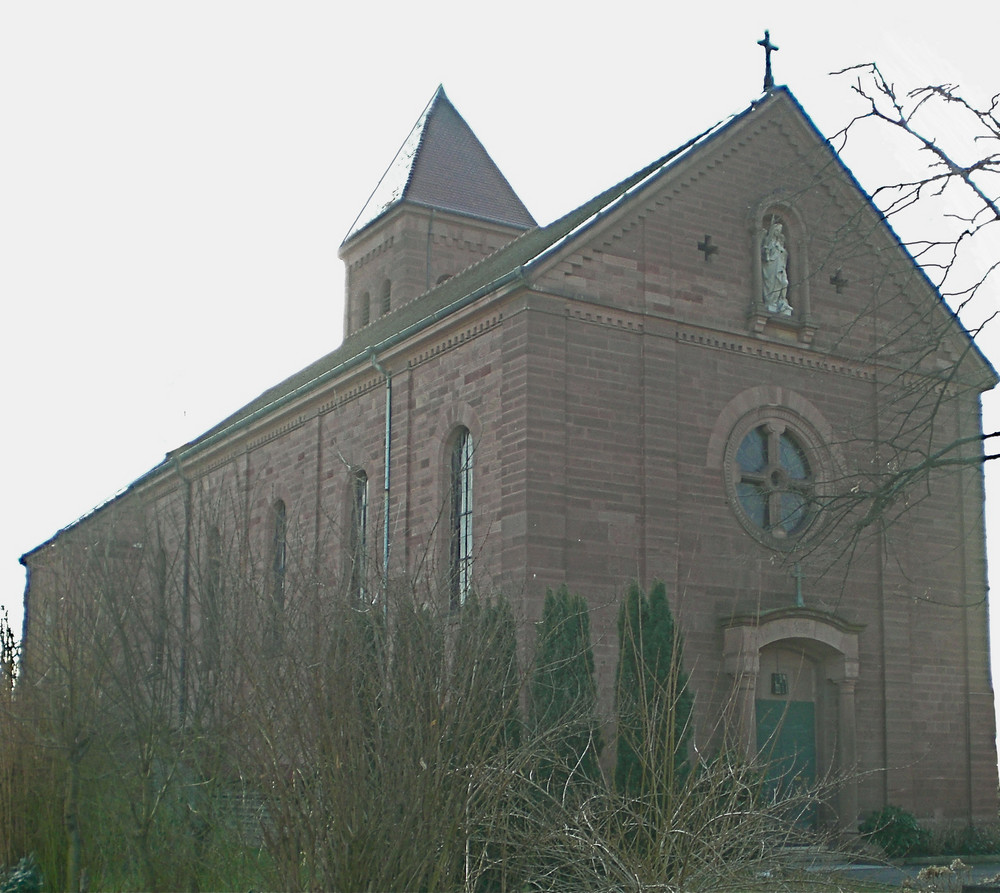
[723,608,863,831]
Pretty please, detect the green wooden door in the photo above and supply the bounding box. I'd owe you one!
[756,699,816,825]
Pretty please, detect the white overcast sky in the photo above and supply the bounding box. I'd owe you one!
[3,1,998,694]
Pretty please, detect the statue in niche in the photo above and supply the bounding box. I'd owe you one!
[761,217,793,316]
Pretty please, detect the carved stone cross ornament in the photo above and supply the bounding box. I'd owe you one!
[697,234,719,261]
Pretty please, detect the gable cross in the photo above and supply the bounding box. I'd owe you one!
[758,30,779,92]
[830,268,849,294]
[697,234,719,261]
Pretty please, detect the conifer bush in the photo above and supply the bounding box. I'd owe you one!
[530,585,603,793]
[615,579,694,802]
[0,855,43,893]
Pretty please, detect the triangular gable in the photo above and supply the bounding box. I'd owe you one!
[521,88,994,385]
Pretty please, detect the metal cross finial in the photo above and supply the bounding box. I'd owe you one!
[758,30,779,92]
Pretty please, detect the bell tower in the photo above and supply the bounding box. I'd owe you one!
[338,86,536,336]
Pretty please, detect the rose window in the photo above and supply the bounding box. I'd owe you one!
[734,423,813,539]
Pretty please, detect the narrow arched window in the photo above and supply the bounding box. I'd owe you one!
[360,291,371,327]
[272,500,287,613]
[380,279,391,316]
[449,428,473,609]
[349,470,368,600]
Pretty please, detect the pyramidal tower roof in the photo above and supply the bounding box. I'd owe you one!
[343,86,536,244]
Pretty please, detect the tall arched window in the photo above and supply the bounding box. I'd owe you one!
[349,470,368,600]
[272,500,287,613]
[449,427,473,609]
[380,279,391,316]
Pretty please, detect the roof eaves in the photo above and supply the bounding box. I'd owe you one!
[346,198,534,251]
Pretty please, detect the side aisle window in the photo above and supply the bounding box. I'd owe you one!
[272,500,287,612]
[349,470,368,600]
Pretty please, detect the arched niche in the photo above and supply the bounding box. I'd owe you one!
[748,201,817,344]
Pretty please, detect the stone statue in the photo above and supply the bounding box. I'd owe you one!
[761,218,792,316]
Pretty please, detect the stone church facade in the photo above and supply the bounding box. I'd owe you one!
[22,84,998,828]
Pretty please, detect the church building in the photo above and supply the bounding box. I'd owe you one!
[22,71,998,830]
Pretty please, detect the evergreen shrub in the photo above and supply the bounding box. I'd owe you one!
[0,855,43,893]
[859,805,930,858]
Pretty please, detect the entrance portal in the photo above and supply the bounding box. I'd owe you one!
[722,607,862,831]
